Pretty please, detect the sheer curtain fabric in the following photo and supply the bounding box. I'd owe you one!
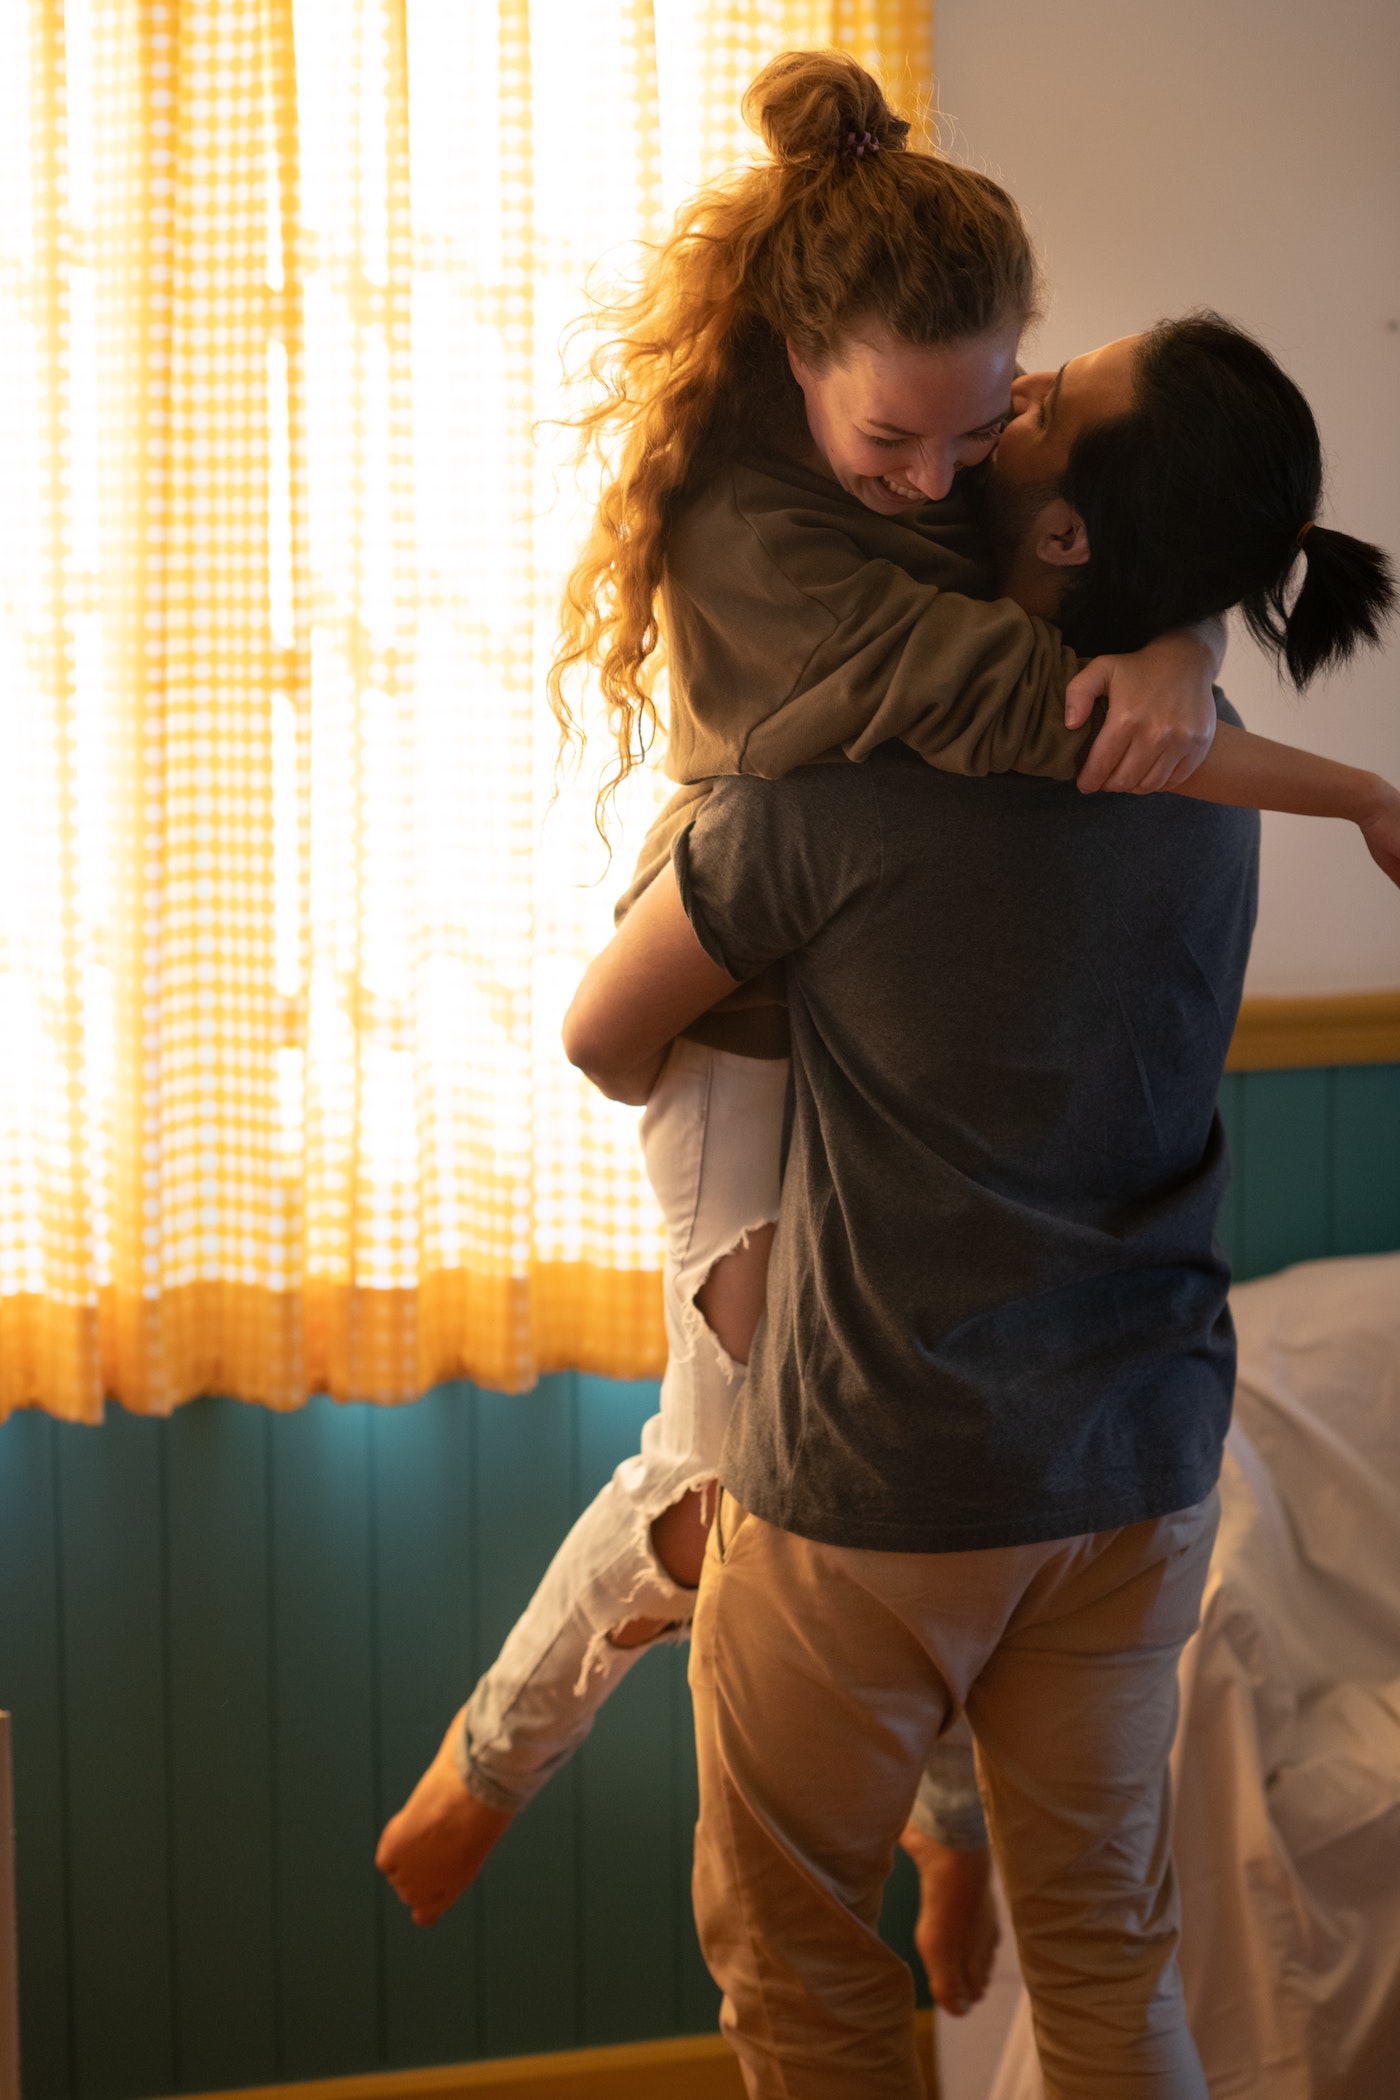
[0,0,932,1420]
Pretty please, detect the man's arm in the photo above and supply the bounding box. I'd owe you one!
[1172,721,1400,886]
[562,868,740,1104]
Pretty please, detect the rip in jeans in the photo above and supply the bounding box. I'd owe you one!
[582,1226,763,1684]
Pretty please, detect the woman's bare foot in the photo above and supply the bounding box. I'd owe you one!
[899,1826,1001,2016]
[376,1706,514,1926]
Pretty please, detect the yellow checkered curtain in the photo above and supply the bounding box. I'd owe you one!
[0,0,932,1422]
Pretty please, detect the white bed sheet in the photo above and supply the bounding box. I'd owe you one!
[986,1253,1400,2100]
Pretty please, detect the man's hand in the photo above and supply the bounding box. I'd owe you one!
[572,1045,670,1108]
[1173,722,1400,895]
[562,868,740,1103]
[1066,620,1225,796]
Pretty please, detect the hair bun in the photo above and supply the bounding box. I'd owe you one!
[742,49,911,166]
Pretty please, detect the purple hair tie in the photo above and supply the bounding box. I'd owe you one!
[842,129,880,160]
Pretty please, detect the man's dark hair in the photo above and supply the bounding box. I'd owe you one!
[1058,312,1395,686]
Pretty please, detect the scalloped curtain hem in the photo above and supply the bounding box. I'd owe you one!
[0,1265,666,1425]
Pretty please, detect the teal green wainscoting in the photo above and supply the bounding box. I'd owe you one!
[0,1378,928,2100]
[2,1061,1399,2100]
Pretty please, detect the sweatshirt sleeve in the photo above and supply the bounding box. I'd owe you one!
[662,466,1103,788]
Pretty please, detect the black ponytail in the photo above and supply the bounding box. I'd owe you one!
[1246,522,1396,688]
[1058,312,1396,686]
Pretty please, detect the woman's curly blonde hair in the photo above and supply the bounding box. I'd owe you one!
[548,50,1039,829]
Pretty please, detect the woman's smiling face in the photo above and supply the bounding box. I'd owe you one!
[788,318,1023,513]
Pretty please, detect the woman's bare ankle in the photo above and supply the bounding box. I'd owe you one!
[899,1826,1000,2016]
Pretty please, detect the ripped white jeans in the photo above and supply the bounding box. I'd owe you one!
[457,1040,783,1812]
[457,1037,984,1848]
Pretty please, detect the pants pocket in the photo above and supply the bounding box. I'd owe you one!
[713,1487,752,1567]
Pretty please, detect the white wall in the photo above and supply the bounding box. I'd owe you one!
[935,0,1400,993]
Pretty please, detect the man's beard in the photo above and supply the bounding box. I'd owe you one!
[964,465,1065,591]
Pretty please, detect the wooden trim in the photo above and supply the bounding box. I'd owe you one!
[1226,991,1400,1072]
[151,2013,937,2100]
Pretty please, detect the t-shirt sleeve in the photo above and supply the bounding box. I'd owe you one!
[673,773,879,981]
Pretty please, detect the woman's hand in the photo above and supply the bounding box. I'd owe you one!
[1065,619,1225,795]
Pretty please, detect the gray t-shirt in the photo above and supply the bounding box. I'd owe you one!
[675,735,1259,1553]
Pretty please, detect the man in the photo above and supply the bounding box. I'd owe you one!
[562,319,1396,2099]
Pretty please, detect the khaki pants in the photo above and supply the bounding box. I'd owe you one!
[690,1490,1219,2100]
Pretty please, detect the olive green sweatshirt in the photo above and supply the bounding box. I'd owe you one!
[617,441,1097,922]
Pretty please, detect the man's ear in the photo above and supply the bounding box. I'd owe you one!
[1033,496,1091,569]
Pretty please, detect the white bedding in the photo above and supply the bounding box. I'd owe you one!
[987,1253,1400,2100]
